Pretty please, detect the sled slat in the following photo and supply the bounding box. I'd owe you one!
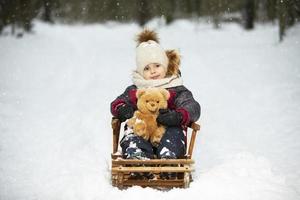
[112,159,194,165]
[112,166,193,173]
[111,153,122,159]
[123,179,184,187]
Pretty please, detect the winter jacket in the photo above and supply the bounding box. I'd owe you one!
[111,85,201,127]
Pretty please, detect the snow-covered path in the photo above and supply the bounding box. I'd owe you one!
[0,21,300,199]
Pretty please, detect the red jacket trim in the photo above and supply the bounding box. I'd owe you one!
[111,99,126,117]
[176,108,190,126]
[128,89,137,106]
[167,89,176,109]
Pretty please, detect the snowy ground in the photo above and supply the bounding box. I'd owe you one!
[0,20,300,200]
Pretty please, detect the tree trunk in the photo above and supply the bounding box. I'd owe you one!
[137,0,151,27]
[278,0,288,42]
[243,0,255,30]
[42,0,53,23]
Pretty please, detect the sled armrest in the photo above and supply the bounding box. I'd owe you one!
[112,117,121,154]
[189,122,200,131]
[187,122,201,159]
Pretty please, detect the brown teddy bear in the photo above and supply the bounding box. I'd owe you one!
[127,88,170,146]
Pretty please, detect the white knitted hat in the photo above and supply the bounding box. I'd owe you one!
[135,40,169,76]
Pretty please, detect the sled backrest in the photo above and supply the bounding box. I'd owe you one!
[111,117,200,159]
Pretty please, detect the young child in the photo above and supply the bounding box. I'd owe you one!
[111,29,200,161]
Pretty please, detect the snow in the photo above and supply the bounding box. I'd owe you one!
[159,147,170,156]
[1,20,300,199]
[129,141,137,149]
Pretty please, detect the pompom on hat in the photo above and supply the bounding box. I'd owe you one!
[135,29,169,76]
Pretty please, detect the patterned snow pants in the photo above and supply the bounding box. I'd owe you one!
[120,126,186,159]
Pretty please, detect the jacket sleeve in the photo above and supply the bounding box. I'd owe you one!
[174,89,201,126]
[110,85,137,117]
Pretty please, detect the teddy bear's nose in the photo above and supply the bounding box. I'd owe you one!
[150,103,155,107]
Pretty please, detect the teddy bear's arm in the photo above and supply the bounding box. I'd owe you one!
[150,126,165,146]
[128,112,149,141]
[126,115,136,128]
[133,118,149,140]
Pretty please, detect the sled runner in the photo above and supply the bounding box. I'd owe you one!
[111,118,200,189]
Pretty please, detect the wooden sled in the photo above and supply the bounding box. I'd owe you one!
[111,118,200,189]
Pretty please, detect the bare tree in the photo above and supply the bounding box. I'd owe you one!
[242,0,255,30]
[137,0,151,26]
[42,0,53,23]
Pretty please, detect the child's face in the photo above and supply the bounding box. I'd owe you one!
[143,63,166,80]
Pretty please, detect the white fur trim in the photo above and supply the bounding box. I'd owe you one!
[132,71,183,89]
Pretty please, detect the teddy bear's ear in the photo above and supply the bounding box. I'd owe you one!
[136,89,146,99]
[160,88,170,100]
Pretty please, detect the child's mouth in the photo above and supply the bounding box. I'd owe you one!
[151,75,160,80]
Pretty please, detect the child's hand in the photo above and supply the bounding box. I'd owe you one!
[157,109,182,127]
[117,104,134,122]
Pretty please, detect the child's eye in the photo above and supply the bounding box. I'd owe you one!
[155,64,160,68]
[144,66,149,71]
